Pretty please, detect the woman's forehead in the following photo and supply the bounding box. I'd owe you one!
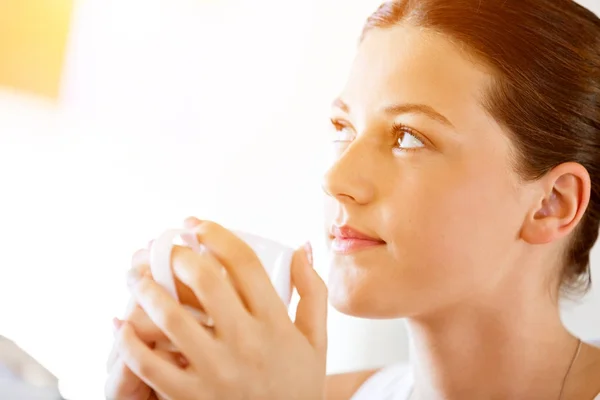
[342,25,493,122]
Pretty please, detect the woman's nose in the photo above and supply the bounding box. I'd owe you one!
[321,141,376,205]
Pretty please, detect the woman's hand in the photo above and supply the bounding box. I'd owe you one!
[114,218,328,400]
[104,245,218,400]
[105,249,186,400]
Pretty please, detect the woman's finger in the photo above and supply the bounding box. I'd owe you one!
[106,322,186,400]
[106,319,125,372]
[171,245,250,340]
[131,248,150,272]
[125,306,170,344]
[292,243,328,355]
[116,322,194,398]
[128,248,174,343]
[190,221,280,317]
[105,357,151,400]
[128,270,219,369]
[118,295,171,345]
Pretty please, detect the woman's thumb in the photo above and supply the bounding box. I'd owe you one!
[292,242,328,353]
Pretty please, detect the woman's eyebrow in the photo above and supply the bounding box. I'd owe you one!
[331,98,350,113]
[331,97,454,129]
[383,103,454,129]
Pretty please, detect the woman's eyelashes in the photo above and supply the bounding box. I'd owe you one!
[329,118,426,151]
[392,123,425,151]
[329,119,355,143]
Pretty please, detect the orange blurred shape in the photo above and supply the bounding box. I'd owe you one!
[0,0,74,99]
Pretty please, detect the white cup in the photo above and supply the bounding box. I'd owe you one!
[149,228,294,329]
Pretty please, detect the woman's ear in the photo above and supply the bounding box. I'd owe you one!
[520,162,591,245]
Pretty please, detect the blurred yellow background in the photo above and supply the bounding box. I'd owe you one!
[0,0,74,99]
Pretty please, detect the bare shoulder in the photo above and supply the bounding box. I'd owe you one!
[325,369,380,400]
[570,342,600,400]
[586,343,600,397]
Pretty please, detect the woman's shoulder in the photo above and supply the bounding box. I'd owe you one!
[585,339,600,400]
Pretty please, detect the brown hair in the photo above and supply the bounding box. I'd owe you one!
[362,0,600,295]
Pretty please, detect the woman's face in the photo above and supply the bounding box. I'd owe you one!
[323,24,533,318]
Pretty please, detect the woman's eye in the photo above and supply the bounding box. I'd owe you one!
[330,120,354,142]
[397,129,425,150]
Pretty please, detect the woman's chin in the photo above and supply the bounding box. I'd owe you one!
[328,288,374,317]
[327,263,396,318]
[326,259,427,318]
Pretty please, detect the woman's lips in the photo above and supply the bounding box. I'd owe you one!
[330,237,385,254]
[329,224,385,254]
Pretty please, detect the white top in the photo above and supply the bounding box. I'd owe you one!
[351,340,600,400]
[351,364,413,400]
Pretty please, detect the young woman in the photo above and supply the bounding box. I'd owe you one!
[105,1,600,399]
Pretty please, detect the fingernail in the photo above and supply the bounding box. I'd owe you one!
[184,217,203,228]
[304,242,313,267]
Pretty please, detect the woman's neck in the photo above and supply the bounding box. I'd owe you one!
[406,290,578,400]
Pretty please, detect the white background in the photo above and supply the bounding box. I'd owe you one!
[0,1,598,398]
